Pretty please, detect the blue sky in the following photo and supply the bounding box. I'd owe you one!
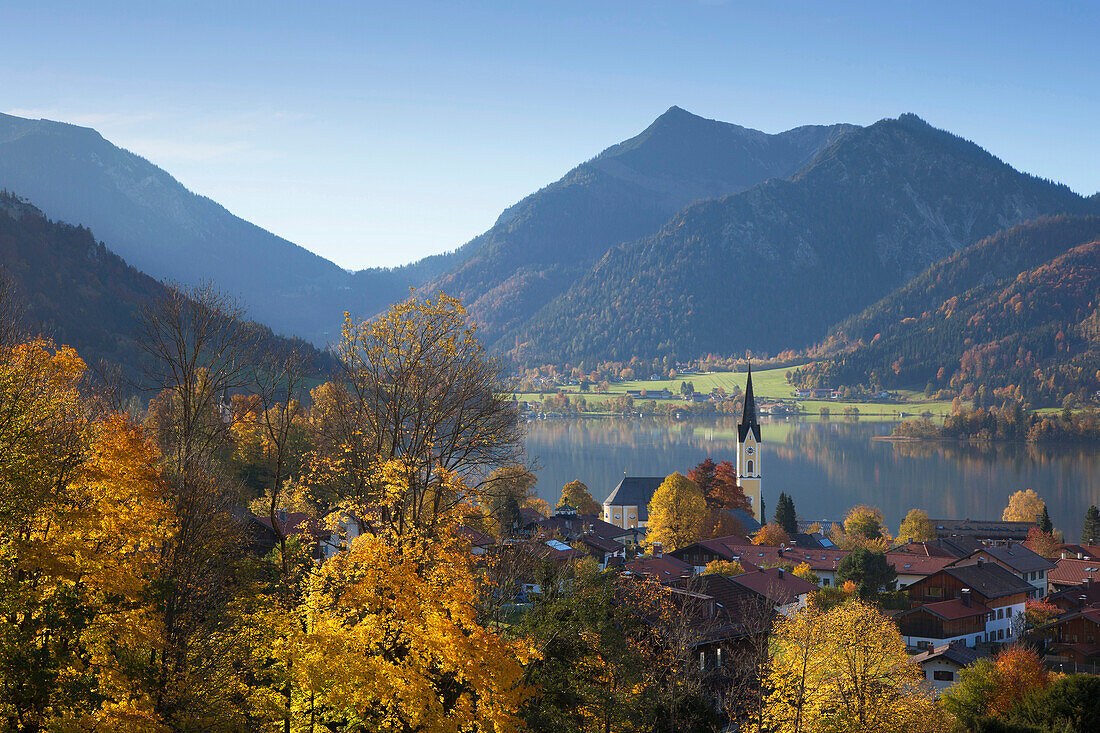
[4,1,1098,268]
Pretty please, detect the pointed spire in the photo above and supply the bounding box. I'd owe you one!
[741,364,758,427]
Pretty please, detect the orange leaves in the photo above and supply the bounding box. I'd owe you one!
[989,647,1050,716]
[751,522,791,547]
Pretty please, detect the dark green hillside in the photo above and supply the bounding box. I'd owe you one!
[512,115,1092,363]
[428,106,854,347]
[791,216,1100,406]
[0,191,331,383]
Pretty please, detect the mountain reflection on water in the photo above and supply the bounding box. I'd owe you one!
[522,417,1100,533]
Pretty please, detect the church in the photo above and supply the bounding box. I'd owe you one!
[736,366,763,523]
[602,366,764,528]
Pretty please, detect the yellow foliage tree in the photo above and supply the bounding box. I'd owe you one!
[1003,489,1045,523]
[702,559,745,576]
[752,522,791,546]
[558,479,601,515]
[292,531,535,732]
[898,508,936,542]
[830,505,893,551]
[645,472,706,551]
[761,600,950,733]
[0,339,173,730]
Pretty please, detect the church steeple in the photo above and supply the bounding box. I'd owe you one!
[741,365,757,427]
[737,365,761,443]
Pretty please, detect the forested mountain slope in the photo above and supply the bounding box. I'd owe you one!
[511,114,1094,363]
[425,106,854,346]
[0,191,329,382]
[790,216,1100,406]
[0,113,426,344]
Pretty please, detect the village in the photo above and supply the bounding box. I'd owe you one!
[244,368,1100,711]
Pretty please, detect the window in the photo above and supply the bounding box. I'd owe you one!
[1040,571,1045,578]
[997,609,1003,620]
[997,629,1004,640]
[747,460,754,475]
[928,587,942,598]
[822,578,830,586]
[1005,608,1012,618]
[975,636,981,646]
[933,670,955,682]
[700,651,705,671]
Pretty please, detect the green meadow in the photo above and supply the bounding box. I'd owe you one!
[516,365,957,420]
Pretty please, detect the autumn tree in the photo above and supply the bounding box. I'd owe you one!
[137,283,259,723]
[293,531,534,732]
[481,464,539,537]
[309,293,523,540]
[558,479,601,515]
[1024,525,1060,558]
[943,647,1050,728]
[898,508,936,542]
[752,522,791,546]
[761,600,948,733]
[702,559,745,576]
[1003,488,1045,523]
[0,339,173,730]
[830,505,892,550]
[688,458,751,539]
[646,472,706,551]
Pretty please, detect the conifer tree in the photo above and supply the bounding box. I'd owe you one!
[1083,505,1100,544]
[774,492,798,535]
[1039,505,1053,534]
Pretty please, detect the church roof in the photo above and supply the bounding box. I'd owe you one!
[603,476,665,522]
[738,365,761,442]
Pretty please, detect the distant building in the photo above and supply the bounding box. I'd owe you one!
[929,518,1035,543]
[603,476,665,530]
[910,642,985,694]
[898,559,1033,648]
[737,366,763,523]
[955,542,1054,598]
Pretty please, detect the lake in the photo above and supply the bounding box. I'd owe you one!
[522,416,1100,538]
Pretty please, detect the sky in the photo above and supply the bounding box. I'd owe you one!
[3,1,1098,269]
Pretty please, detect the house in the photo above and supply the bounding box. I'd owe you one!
[623,553,694,584]
[671,538,851,587]
[253,510,336,561]
[910,642,985,694]
[929,518,1035,543]
[1054,543,1100,561]
[1037,605,1100,669]
[899,559,1033,648]
[892,536,984,559]
[1046,578,1100,612]
[951,542,1054,597]
[603,476,665,530]
[725,567,816,616]
[1047,557,1100,592]
[455,525,495,555]
[884,552,956,588]
[897,594,993,650]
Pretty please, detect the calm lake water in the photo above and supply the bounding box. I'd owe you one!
[522,417,1100,537]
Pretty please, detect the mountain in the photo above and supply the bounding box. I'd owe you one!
[510,114,1096,363]
[424,107,855,346]
[0,113,423,344]
[0,191,330,383]
[789,216,1100,406]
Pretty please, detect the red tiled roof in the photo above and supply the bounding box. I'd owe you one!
[885,552,955,576]
[455,525,494,547]
[624,555,693,581]
[1049,558,1100,586]
[254,512,329,540]
[917,598,992,621]
[728,567,817,605]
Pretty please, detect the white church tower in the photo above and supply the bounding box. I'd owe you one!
[737,365,763,523]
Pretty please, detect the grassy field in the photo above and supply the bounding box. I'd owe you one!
[515,364,958,419]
